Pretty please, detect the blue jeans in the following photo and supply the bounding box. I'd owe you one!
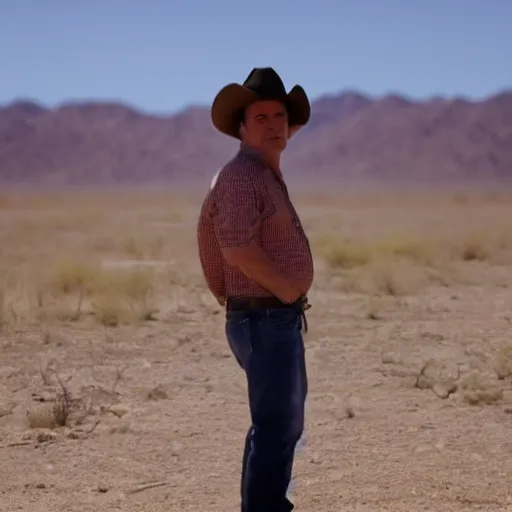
[225,303,308,512]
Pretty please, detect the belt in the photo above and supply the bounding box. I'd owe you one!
[226,296,311,332]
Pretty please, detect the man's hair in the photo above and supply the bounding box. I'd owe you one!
[235,108,246,126]
[236,108,247,140]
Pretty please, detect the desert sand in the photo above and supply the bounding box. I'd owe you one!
[0,187,511,512]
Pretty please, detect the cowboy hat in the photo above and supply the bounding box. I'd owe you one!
[211,67,311,139]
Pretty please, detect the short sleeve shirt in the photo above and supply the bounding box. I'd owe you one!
[197,145,314,299]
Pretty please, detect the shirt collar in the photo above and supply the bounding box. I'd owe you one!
[238,143,264,162]
[238,143,286,185]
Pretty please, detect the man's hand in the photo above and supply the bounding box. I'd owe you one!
[278,283,303,304]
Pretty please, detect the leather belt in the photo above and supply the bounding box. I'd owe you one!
[226,296,311,332]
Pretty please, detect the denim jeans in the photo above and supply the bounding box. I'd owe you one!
[225,303,308,512]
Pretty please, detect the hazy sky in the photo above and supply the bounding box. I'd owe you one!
[2,0,511,113]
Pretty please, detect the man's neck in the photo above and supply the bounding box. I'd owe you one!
[263,154,281,176]
[241,144,282,177]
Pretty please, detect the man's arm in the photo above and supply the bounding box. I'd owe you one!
[212,170,301,304]
[197,195,226,304]
[223,243,301,303]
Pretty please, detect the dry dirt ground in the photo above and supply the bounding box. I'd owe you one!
[1,188,512,512]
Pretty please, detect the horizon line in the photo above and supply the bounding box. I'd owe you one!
[2,86,511,117]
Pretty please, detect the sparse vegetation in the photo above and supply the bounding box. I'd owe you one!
[0,188,509,330]
[460,372,504,405]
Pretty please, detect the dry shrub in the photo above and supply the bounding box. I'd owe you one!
[343,258,426,296]
[319,237,373,269]
[320,225,505,274]
[27,377,76,429]
[423,261,460,287]
[459,233,491,261]
[460,373,503,405]
[35,260,101,321]
[35,260,159,325]
[44,259,100,296]
[367,261,412,296]
[0,285,8,330]
[0,272,25,328]
[89,266,158,325]
[53,378,74,426]
[91,294,127,327]
[123,237,145,260]
[372,234,439,266]
[320,233,443,271]
[492,346,512,380]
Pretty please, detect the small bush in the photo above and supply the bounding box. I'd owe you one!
[319,237,373,269]
[460,234,491,261]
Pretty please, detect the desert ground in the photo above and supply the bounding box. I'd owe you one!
[0,186,511,512]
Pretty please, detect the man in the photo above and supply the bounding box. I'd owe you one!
[197,67,314,512]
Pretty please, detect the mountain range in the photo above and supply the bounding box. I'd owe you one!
[1,89,511,188]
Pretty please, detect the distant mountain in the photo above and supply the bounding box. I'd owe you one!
[1,90,511,187]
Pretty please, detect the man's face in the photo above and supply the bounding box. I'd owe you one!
[240,100,289,153]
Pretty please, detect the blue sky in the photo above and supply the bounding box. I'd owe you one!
[2,0,511,114]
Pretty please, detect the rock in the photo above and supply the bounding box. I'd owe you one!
[108,404,130,418]
[109,422,133,435]
[31,392,55,403]
[380,365,418,379]
[36,430,58,443]
[145,385,168,401]
[414,360,460,399]
[432,383,450,398]
[381,351,402,365]
[0,406,13,418]
[422,359,459,383]
[416,374,433,390]
[432,380,457,399]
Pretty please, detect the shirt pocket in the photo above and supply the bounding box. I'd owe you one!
[262,183,295,232]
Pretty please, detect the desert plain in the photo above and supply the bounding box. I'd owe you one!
[0,186,511,512]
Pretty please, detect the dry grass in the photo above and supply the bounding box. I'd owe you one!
[0,189,207,330]
[0,187,510,332]
[1,186,512,511]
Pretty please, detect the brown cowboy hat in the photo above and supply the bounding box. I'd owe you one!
[211,67,311,139]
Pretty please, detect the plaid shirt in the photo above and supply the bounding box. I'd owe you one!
[197,145,314,300]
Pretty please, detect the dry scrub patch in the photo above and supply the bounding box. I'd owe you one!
[313,198,512,296]
[23,262,163,326]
